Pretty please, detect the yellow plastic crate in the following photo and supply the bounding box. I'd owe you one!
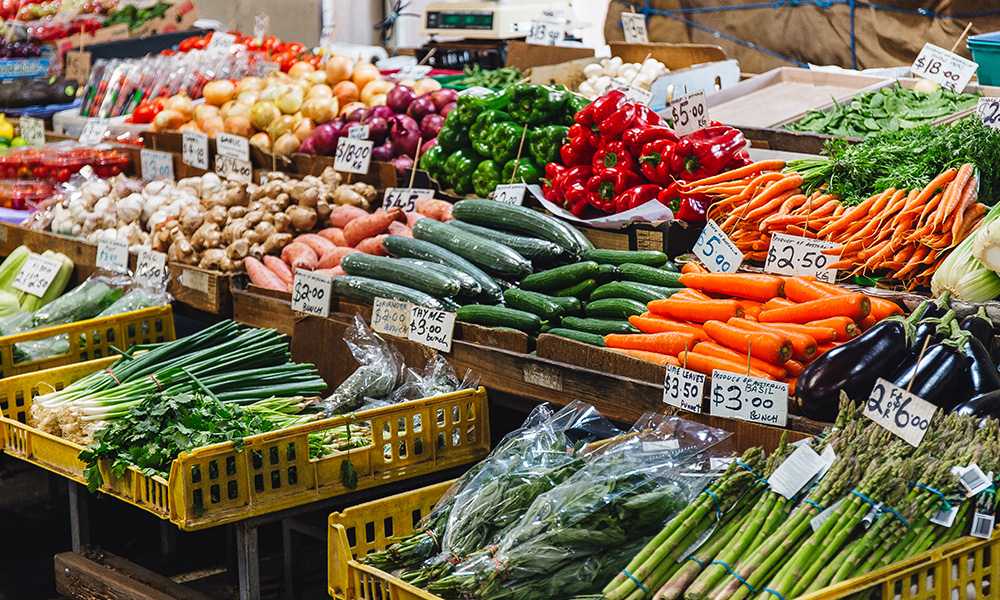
[0,352,490,531]
[328,483,1000,600]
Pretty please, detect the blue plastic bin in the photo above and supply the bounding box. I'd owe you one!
[968,32,1000,86]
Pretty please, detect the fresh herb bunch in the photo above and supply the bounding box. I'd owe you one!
[456,65,524,90]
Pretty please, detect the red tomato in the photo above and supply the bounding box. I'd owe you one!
[282,42,305,56]
[131,103,159,124]
[262,35,279,52]
[151,96,167,110]
[274,52,297,72]
[308,54,322,68]
[177,36,200,52]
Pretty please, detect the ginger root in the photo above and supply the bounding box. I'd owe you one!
[286,205,317,232]
[191,222,222,250]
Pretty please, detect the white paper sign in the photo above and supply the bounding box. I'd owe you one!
[348,124,370,140]
[135,248,167,286]
[768,445,826,500]
[253,12,268,39]
[493,183,526,205]
[693,219,742,273]
[216,132,250,161]
[663,364,705,413]
[19,116,44,146]
[78,119,107,145]
[140,149,175,182]
[216,155,252,183]
[96,238,129,272]
[408,304,455,352]
[605,78,654,105]
[12,254,62,296]
[371,297,410,337]
[710,370,788,427]
[911,42,977,92]
[458,86,492,97]
[182,130,209,169]
[291,269,332,317]
[864,378,937,447]
[206,32,237,56]
[621,12,648,44]
[526,18,565,46]
[670,89,710,136]
[971,512,995,539]
[978,97,1000,129]
[395,64,432,81]
[764,233,839,283]
[334,137,373,174]
[383,187,434,212]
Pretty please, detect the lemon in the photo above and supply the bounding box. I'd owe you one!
[0,121,13,141]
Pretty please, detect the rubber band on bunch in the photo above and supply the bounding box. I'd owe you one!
[850,489,878,510]
[687,556,705,568]
[423,529,439,550]
[737,460,771,488]
[621,569,647,594]
[761,587,787,600]
[911,482,953,511]
[484,545,498,557]
[446,552,461,565]
[147,373,163,391]
[709,560,756,593]
[803,499,824,512]
[703,489,722,520]
[105,368,121,385]
[492,558,509,581]
[880,506,909,528]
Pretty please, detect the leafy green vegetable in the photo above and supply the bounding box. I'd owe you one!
[455,65,525,90]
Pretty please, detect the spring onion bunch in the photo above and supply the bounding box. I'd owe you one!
[933,201,1000,302]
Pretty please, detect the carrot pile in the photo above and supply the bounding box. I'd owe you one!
[693,161,987,290]
[605,272,903,403]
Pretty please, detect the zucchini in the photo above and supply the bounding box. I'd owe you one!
[502,289,565,321]
[585,298,647,319]
[582,249,668,267]
[451,199,592,254]
[554,278,597,299]
[412,218,532,278]
[332,276,448,310]
[595,263,618,284]
[520,261,599,292]
[382,235,503,302]
[561,316,638,335]
[456,305,542,333]
[590,281,665,304]
[543,328,606,346]
[396,258,481,297]
[545,294,584,316]
[448,220,565,260]
[340,254,460,298]
[617,263,683,288]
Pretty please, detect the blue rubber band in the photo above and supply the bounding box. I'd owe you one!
[737,461,762,479]
[621,569,648,595]
[881,506,909,528]
[704,489,722,520]
[688,556,706,567]
[804,499,824,511]
[709,560,756,594]
[850,489,878,509]
[912,482,953,511]
[762,587,787,600]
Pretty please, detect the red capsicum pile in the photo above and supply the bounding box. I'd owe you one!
[542,90,752,222]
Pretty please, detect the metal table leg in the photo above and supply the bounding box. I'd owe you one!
[68,483,90,553]
[235,520,261,600]
[160,520,178,562]
[282,520,299,600]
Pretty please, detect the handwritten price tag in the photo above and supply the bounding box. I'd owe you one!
[408,304,455,352]
[710,370,788,427]
[79,119,107,145]
[96,238,129,272]
[458,86,492,97]
[64,50,91,83]
[216,132,250,161]
[765,233,839,283]
[206,32,237,56]
[216,155,252,183]
[140,149,175,182]
[493,183,526,205]
[334,137,373,174]
[253,12,269,39]
[526,18,565,46]
[371,297,410,337]
[182,130,209,169]
[347,124,370,140]
[693,219,742,273]
[978,97,1000,129]
[135,248,167,286]
[864,378,937,447]
[291,269,332,317]
[670,89,710,136]
[621,12,648,44]
[19,116,44,146]
[12,254,62,296]
[663,364,705,413]
[606,78,654,106]
[911,42,977,92]
[395,64,432,81]
[383,187,434,212]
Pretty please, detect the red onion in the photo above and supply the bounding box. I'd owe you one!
[363,116,390,145]
[391,155,414,177]
[311,120,345,155]
[420,113,444,139]
[407,95,436,122]
[420,137,437,156]
[440,101,457,117]
[372,142,395,162]
[386,85,417,114]
[298,137,317,155]
[346,107,367,122]
[367,105,395,120]
[429,88,459,111]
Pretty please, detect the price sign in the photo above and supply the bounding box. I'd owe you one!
[96,238,129,272]
[135,248,167,286]
[767,445,826,500]
[864,378,937,447]
[348,124,370,140]
[182,130,209,169]
[12,254,62,296]
[206,31,237,56]
[19,116,44,147]
[458,86,492,97]
[79,119,107,145]
[911,42,977,92]
[395,64,432,81]
[693,219,742,273]
[140,149,175,182]
[710,370,788,427]
[408,304,455,352]
[663,364,705,413]
[319,25,335,47]
[493,183,526,205]
[216,132,250,161]
[371,297,410,337]
[334,137,373,174]
[526,18,566,46]
[670,89,710,136]
[291,269,332,317]
[64,50,92,83]
[606,78,654,106]
[764,233,839,283]
[383,187,434,212]
[253,12,269,39]
[256,61,279,77]
[977,97,1000,129]
[216,155,252,183]
[621,12,648,44]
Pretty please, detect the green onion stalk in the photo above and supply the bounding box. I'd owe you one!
[932,201,1000,302]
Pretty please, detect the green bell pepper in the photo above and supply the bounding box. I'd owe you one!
[490,121,524,164]
[443,149,481,196]
[437,110,471,152]
[453,88,510,126]
[508,83,566,125]
[419,144,445,178]
[528,125,569,166]
[561,93,591,126]
[502,157,540,185]
[472,160,502,197]
[470,110,511,158]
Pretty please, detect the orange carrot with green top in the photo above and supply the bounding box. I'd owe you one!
[702,320,793,364]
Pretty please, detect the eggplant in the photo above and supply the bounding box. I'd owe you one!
[961,306,994,348]
[891,343,969,410]
[921,291,951,320]
[952,389,1000,419]
[961,335,1000,398]
[910,309,956,351]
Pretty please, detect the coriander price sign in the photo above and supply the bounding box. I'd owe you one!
[864,378,936,447]
[334,137,373,174]
[12,254,62,297]
[911,43,977,92]
[371,297,410,337]
[710,370,788,426]
[383,187,434,212]
[408,305,455,352]
[663,364,705,413]
[291,269,332,317]
[693,219,742,273]
[764,233,839,282]
[96,238,129,272]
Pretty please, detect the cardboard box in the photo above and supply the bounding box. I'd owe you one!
[503,41,594,70]
[570,218,704,258]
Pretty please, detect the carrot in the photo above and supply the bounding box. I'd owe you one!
[757,294,870,323]
[295,233,336,258]
[727,318,817,362]
[786,276,903,320]
[681,261,710,274]
[387,221,413,238]
[680,160,786,188]
[354,234,390,256]
[763,297,796,312]
[754,321,837,344]
[263,255,293,285]
[280,242,318,271]
[691,341,787,379]
[604,331,702,355]
[782,359,805,377]
[672,288,714,301]
[702,320,793,364]
[783,377,797,395]
[678,272,785,302]
[739,175,804,219]
[415,197,454,221]
[317,227,349,247]
[932,163,974,229]
[915,167,958,223]
[804,316,859,341]
[245,257,287,292]
[815,342,841,355]
[343,208,401,247]
[735,299,763,320]
[951,175,980,240]
[676,351,774,380]
[745,190,800,222]
[647,299,745,323]
[858,315,877,331]
[629,314,707,338]
[328,205,370,228]
[611,348,681,366]
[317,246,360,269]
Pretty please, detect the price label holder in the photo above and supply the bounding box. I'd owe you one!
[216,155,252,183]
[767,445,827,500]
[96,238,129,272]
[216,132,250,161]
[526,18,566,46]
[957,464,992,497]
[621,12,648,44]
[371,297,411,337]
[693,219,742,273]
[253,12,269,39]
[493,183,527,205]
[256,61,279,77]
[977,97,1000,128]
[764,233,839,282]
[348,124,370,140]
[12,254,63,297]
[408,305,455,352]
[670,89,710,136]
[458,86,492,97]
[334,137,374,174]
[140,149,175,182]
[383,187,434,212]
[911,42,978,92]
[710,370,788,427]
[319,25,335,47]
[291,269,333,317]
[206,31,237,56]
[395,64,432,81]
[182,129,209,169]
[79,119,108,145]
[864,378,937,447]
[135,248,167,287]
[606,78,654,106]
[19,116,44,146]
[663,363,705,413]
[65,50,92,83]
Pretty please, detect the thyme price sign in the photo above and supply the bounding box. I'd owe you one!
[408,305,455,352]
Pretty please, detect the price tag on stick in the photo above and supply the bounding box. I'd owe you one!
[64,50,92,83]
[216,155,252,183]
[140,149,175,182]
[408,305,455,352]
[663,364,705,413]
[182,130,209,169]
[710,370,788,427]
[79,119,107,145]
[291,269,333,317]
[764,233,839,283]
[621,12,648,44]
[216,132,250,161]
[19,116,44,146]
[206,32,237,56]
[670,89,710,136]
[978,97,1000,129]
[693,219,742,273]
[371,297,410,338]
[493,183,526,205]
[96,238,129,272]
[12,254,63,297]
[911,42,978,92]
[334,137,373,174]
[606,78,654,106]
[526,18,566,46]
[864,378,937,447]
[383,187,434,212]
[347,124,370,140]
[135,248,167,287]
[395,64,432,81]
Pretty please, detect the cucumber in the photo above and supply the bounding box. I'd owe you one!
[544,328,606,346]
[585,298,647,319]
[660,261,681,273]
[456,305,542,334]
[561,316,638,335]
[494,278,519,291]
[332,276,448,310]
[520,261,599,292]
[617,263,683,288]
[554,278,597,299]
[595,263,618,284]
[590,281,665,304]
[545,294,584,316]
[412,218,533,278]
[397,258,481,297]
[451,198,592,254]
[340,254,461,298]
[581,249,668,267]
[382,235,503,302]
[439,296,462,311]
[448,220,565,260]
[631,282,683,298]
[502,288,565,321]
[539,322,555,334]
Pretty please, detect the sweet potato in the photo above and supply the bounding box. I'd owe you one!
[295,233,336,257]
[387,221,413,238]
[263,255,293,285]
[354,234,389,256]
[317,227,348,246]
[328,205,369,228]
[315,266,346,277]
[280,242,318,271]
[245,256,287,291]
[343,208,400,247]
[415,198,453,221]
[405,211,426,227]
[317,246,359,269]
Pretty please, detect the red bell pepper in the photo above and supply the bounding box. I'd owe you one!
[592,90,627,125]
[597,103,637,140]
[558,166,593,216]
[569,123,601,149]
[634,104,667,128]
[561,124,598,166]
[588,168,643,213]
[593,140,638,173]
[565,182,590,216]
[574,102,596,128]
[638,139,676,186]
[623,126,678,157]
[544,163,567,203]
[616,184,661,213]
[724,147,753,171]
[669,126,747,181]
[658,181,709,222]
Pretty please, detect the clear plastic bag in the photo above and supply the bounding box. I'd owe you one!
[323,314,404,415]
